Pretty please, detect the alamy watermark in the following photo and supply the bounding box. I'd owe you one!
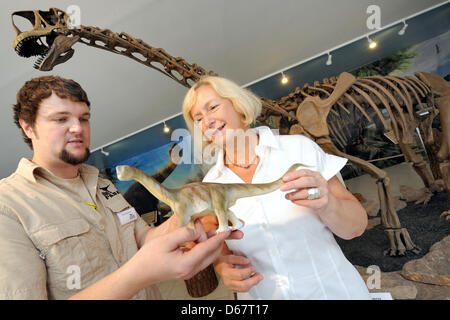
[169,125,280,166]
[67,5,81,29]
[366,265,381,289]
[66,265,81,290]
[366,5,381,30]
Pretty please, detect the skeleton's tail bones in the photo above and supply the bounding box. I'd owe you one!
[116,163,307,206]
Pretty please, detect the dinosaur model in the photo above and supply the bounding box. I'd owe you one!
[11,8,449,256]
[116,163,302,232]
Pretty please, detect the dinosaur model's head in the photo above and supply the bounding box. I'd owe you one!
[12,8,79,71]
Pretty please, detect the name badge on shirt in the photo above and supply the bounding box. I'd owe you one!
[117,207,138,226]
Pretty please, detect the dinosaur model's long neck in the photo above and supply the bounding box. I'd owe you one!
[116,165,175,206]
[70,25,216,89]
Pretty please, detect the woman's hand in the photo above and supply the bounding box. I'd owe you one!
[280,168,332,217]
[281,170,368,239]
[214,253,263,293]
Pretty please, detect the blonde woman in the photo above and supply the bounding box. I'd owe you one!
[182,76,370,300]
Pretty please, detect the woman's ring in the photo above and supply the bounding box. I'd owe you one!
[307,188,321,200]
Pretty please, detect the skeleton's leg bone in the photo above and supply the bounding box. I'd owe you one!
[439,161,450,193]
[383,229,397,256]
[377,179,389,228]
[398,137,435,189]
[400,228,421,254]
[394,230,406,256]
[320,141,419,256]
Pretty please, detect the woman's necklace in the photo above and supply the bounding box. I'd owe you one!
[225,154,258,169]
[225,133,259,169]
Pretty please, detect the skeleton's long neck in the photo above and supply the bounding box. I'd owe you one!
[68,26,293,120]
[70,25,217,88]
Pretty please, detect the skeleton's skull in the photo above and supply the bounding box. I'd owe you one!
[12,8,79,71]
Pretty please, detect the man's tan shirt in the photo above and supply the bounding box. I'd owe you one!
[0,158,161,299]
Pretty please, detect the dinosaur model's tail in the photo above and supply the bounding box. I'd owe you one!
[225,163,307,203]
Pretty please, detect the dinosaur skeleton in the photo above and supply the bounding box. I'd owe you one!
[11,8,449,256]
[116,163,302,232]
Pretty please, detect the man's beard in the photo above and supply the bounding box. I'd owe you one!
[60,148,91,165]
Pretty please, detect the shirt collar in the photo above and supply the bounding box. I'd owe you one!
[16,157,99,185]
[253,125,280,151]
[205,126,280,180]
[16,158,40,183]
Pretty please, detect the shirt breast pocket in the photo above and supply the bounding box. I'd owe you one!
[102,194,139,254]
[31,219,94,292]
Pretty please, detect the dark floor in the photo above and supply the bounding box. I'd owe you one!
[335,191,450,272]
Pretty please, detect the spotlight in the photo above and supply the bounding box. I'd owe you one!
[398,20,408,36]
[101,148,110,156]
[281,72,289,85]
[367,36,377,49]
[326,52,332,66]
[163,122,170,133]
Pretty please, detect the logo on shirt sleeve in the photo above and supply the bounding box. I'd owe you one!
[99,184,120,200]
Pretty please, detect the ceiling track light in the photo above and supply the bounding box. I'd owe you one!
[163,121,170,133]
[326,52,332,66]
[367,35,378,49]
[101,148,110,156]
[398,20,408,36]
[281,72,289,85]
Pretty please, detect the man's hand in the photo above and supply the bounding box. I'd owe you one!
[183,215,244,249]
[128,219,232,289]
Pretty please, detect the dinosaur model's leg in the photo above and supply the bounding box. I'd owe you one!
[226,209,242,230]
[209,186,231,233]
[318,139,420,256]
[175,208,191,229]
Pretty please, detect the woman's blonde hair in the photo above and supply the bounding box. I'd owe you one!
[182,76,262,134]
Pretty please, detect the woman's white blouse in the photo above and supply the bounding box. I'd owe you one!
[203,126,370,300]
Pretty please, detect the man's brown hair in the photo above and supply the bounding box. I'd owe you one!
[13,75,91,149]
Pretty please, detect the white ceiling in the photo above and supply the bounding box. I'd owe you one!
[0,0,446,178]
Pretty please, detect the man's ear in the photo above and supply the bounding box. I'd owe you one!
[18,118,35,140]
